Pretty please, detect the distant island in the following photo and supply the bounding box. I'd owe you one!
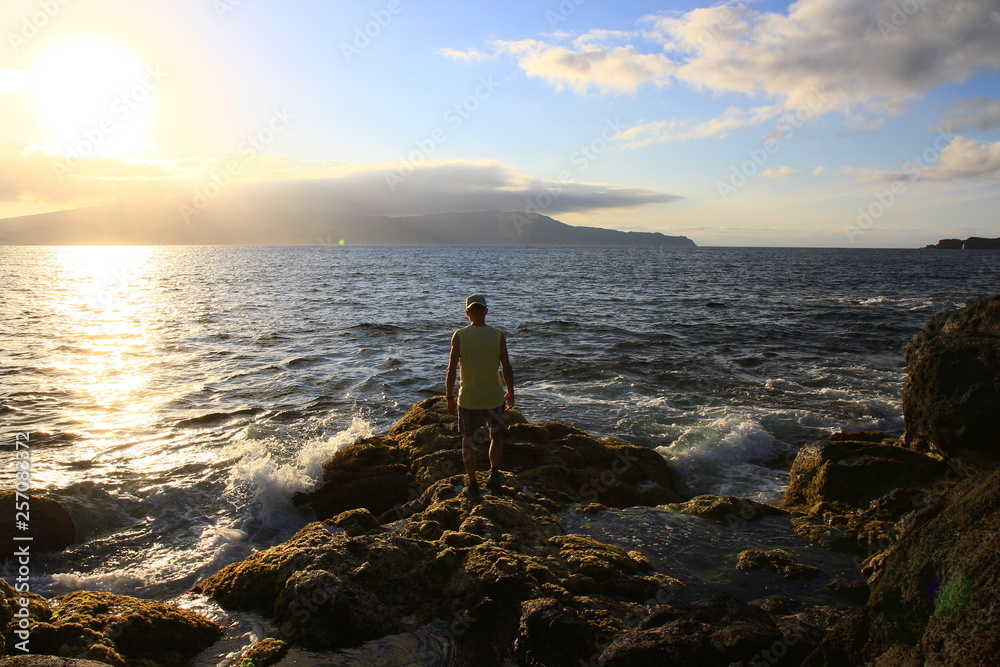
[0,206,695,247]
[923,237,1000,249]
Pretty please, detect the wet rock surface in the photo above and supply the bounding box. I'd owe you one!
[0,579,221,667]
[0,493,76,563]
[903,294,1000,467]
[197,397,860,664]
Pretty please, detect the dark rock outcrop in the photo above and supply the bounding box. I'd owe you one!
[0,580,221,667]
[923,237,1000,249]
[736,549,821,581]
[779,433,955,559]
[0,492,76,562]
[600,593,851,666]
[294,397,685,523]
[0,657,113,667]
[903,295,1000,468]
[662,494,787,525]
[803,464,1000,666]
[197,482,680,656]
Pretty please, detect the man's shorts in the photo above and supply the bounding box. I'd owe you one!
[458,404,506,443]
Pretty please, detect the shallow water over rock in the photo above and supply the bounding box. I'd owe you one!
[562,507,863,605]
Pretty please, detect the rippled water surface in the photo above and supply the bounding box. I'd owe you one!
[1,245,997,598]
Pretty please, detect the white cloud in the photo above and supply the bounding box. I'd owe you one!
[0,68,31,95]
[491,38,676,95]
[762,166,796,179]
[647,0,1000,114]
[438,47,492,63]
[849,136,1000,182]
[0,140,680,215]
[462,0,1000,140]
[812,166,825,176]
[617,105,781,146]
[940,97,1000,133]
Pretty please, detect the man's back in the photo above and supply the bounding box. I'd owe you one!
[455,324,504,409]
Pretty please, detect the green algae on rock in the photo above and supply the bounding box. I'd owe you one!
[0,580,221,667]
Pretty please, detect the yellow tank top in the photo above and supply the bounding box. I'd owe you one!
[456,324,505,409]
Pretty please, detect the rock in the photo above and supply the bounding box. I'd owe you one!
[0,492,76,562]
[662,494,787,526]
[330,508,381,537]
[803,464,1000,666]
[600,594,785,666]
[296,396,686,525]
[18,590,221,667]
[779,435,956,556]
[513,598,601,666]
[903,295,1000,468]
[825,578,870,605]
[0,657,113,667]
[781,437,951,513]
[238,638,288,667]
[292,438,414,521]
[1,577,53,656]
[736,549,821,581]
[923,237,1000,249]
[197,479,686,657]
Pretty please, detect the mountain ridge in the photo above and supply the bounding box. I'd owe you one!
[0,205,696,247]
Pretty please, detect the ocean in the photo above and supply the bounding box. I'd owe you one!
[1,244,997,601]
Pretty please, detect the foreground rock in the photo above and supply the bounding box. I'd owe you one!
[294,396,686,523]
[198,480,680,661]
[0,492,76,563]
[803,464,1000,665]
[197,399,864,663]
[0,580,221,666]
[903,294,1000,468]
[662,494,787,526]
[780,431,957,560]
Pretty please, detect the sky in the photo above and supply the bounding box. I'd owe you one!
[1,0,999,247]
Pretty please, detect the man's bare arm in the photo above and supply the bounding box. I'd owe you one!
[446,332,460,414]
[499,333,514,408]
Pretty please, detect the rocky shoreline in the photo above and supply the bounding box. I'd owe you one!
[2,295,998,666]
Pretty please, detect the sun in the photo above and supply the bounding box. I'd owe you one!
[33,36,157,155]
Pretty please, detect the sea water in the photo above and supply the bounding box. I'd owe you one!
[1,244,997,599]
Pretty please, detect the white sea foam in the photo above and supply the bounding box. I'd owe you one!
[657,417,785,501]
[223,416,374,537]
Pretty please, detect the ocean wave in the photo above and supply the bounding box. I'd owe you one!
[657,416,784,501]
[222,416,374,542]
[173,408,264,429]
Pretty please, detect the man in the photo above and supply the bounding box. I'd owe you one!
[446,294,515,498]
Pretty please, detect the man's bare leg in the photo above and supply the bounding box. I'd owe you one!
[462,435,479,492]
[488,431,503,491]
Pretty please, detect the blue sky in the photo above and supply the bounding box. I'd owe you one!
[1,0,999,246]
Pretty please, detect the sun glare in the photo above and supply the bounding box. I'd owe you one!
[33,37,157,155]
